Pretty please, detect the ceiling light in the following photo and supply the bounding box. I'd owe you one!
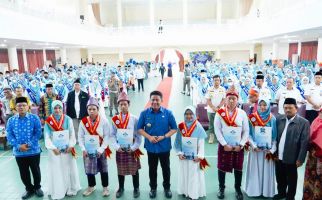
[0,44,7,47]
[3,40,7,42]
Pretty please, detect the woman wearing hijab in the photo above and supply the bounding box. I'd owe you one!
[303,108,322,200]
[174,106,207,200]
[44,100,81,200]
[245,98,277,198]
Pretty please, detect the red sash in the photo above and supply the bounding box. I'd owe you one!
[81,116,112,158]
[248,112,272,127]
[217,107,238,127]
[112,113,144,160]
[112,113,130,129]
[45,114,76,157]
[178,120,197,137]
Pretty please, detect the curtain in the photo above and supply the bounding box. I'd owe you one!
[300,41,318,62]
[175,50,184,72]
[91,3,102,26]
[46,50,56,66]
[17,49,25,73]
[0,48,9,67]
[288,43,298,62]
[26,50,44,73]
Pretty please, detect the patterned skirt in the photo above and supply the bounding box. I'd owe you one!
[116,151,141,176]
[217,144,244,173]
[303,150,322,200]
[84,155,108,175]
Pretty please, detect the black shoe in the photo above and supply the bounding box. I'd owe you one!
[235,189,243,200]
[217,188,225,199]
[164,189,172,199]
[181,91,185,94]
[35,188,44,197]
[109,111,113,117]
[116,188,124,198]
[187,93,190,96]
[133,188,140,198]
[22,191,34,199]
[149,189,157,199]
[273,193,286,200]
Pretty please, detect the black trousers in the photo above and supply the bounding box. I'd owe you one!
[306,110,318,124]
[147,151,171,190]
[275,160,298,200]
[137,79,144,91]
[218,170,242,191]
[87,172,109,187]
[118,171,139,189]
[15,154,41,192]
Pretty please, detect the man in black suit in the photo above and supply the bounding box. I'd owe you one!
[274,98,310,200]
[66,78,89,141]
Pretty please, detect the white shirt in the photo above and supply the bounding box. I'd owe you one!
[304,84,322,110]
[278,115,296,160]
[205,86,226,113]
[275,87,303,114]
[256,86,272,101]
[74,91,80,118]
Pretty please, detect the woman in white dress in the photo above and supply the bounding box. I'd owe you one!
[174,106,207,200]
[244,98,277,198]
[44,100,81,200]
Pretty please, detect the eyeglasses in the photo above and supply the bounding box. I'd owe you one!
[16,104,28,107]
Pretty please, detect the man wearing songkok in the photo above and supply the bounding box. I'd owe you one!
[275,77,303,115]
[214,90,249,200]
[137,90,177,199]
[305,71,322,124]
[274,98,310,200]
[39,83,60,124]
[66,78,89,141]
[44,100,81,199]
[255,74,272,101]
[78,97,112,197]
[6,97,43,199]
[206,75,226,144]
[110,92,143,198]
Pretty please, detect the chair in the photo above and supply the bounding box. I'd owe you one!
[196,104,209,130]
[241,103,252,115]
[297,104,306,118]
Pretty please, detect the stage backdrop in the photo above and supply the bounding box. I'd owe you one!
[189,51,215,65]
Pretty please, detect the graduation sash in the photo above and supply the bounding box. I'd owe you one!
[178,120,210,170]
[81,116,112,158]
[217,107,238,127]
[112,113,143,160]
[248,112,272,127]
[240,85,249,96]
[45,114,76,157]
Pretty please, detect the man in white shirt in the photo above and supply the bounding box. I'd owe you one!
[304,71,322,123]
[255,74,272,101]
[206,75,226,144]
[275,77,303,115]
[135,65,145,92]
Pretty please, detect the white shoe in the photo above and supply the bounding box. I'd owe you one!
[208,133,215,144]
[102,187,110,197]
[83,187,95,196]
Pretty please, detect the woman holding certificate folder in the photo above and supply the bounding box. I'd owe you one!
[78,97,112,197]
[110,92,142,199]
[174,106,207,200]
[244,98,277,198]
[44,100,81,200]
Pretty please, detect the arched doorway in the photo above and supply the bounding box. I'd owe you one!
[155,49,185,72]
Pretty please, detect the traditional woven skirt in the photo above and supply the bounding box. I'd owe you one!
[116,151,141,176]
[217,144,244,173]
[84,155,108,175]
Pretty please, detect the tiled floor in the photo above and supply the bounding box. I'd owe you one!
[0,68,305,200]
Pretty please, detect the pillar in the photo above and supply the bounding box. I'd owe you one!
[216,49,221,60]
[117,0,122,28]
[22,49,28,72]
[249,46,255,60]
[43,49,47,64]
[216,0,222,25]
[317,38,322,63]
[183,0,188,25]
[60,48,67,65]
[118,52,124,65]
[8,47,19,70]
[272,42,279,60]
[297,41,302,56]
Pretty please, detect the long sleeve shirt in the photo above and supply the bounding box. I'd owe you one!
[6,113,42,157]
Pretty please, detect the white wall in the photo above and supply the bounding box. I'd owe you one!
[187,0,216,23]
[154,0,183,24]
[66,49,81,65]
[124,53,151,62]
[92,54,119,65]
[261,43,273,61]
[277,43,289,60]
[220,50,249,63]
[261,43,289,61]
[123,2,149,26]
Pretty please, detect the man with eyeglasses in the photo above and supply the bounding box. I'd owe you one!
[6,97,43,199]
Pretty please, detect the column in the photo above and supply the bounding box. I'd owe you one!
[183,0,188,25]
[216,49,221,60]
[117,0,122,28]
[87,51,93,63]
[22,49,28,72]
[317,38,322,63]
[60,48,67,65]
[8,47,19,70]
[149,0,155,26]
[272,42,279,60]
[249,45,255,60]
[118,52,124,65]
[43,49,47,64]
[297,41,302,56]
[216,0,222,25]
